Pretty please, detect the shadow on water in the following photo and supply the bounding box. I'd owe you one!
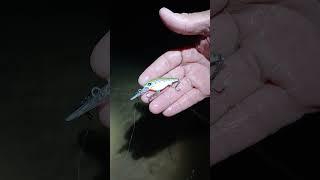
[118,98,210,160]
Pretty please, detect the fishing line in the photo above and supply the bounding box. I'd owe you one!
[124,107,136,160]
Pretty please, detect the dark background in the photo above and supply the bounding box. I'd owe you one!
[2,1,318,180]
[0,3,109,180]
[212,112,320,179]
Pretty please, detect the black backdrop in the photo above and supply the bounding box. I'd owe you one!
[1,1,320,179]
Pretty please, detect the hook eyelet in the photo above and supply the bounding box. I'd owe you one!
[91,87,102,97]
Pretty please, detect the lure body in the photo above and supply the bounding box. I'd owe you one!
[147,78,179,91]
[130,77,179,100]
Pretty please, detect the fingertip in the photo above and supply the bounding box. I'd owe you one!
[159,7,178,30]
[138,75,143,85]
[159,7,166,13]
[141,95,149,103]
[138,51,182,85]
[98,104,109,127]
[90,31,110,80]
[149,102,162,114]
[163,107,175,117]
[138,74,149,86]
[159,7,172,18]
[159,8,210,36]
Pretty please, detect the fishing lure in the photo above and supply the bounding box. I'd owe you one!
[211,53,224,81]
[211,53,225,95]
[130,77,180,101]
[65,82,110,121]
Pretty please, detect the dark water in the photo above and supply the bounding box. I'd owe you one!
[212,112,320,179]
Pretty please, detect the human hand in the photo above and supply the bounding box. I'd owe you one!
[90,31,110,127]
[211,0,320,165]
[138,7,210,117]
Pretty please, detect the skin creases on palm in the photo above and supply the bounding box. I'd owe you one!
[134,8,211,116]
[140,48,210,117]
[211,2,320,165]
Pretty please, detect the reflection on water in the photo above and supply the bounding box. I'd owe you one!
[110,62,210,180]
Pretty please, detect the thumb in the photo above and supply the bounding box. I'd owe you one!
[159,7,210,36]
[90,31,110,80]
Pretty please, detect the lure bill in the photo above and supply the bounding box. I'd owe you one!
[130,77,179,101]
[65,82,110,121]
[129,86,149,101]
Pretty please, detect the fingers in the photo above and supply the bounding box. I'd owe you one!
[181,48,210,67]
[184,63,210,96]
[232,5,320,107]
[98,103,109,127]
[196,36,210,59]
[148,77,193,114]
[138,48,208,86]
[90,31,110,80]
[211,48,263,124]
[140,48,209,104]
[212,0,228,16]
[211,84,306,165]
[163,88,205,117]
[138,51,182,85]
[145,62,209,115]
[159,7,210,36]
[211,12,239,56]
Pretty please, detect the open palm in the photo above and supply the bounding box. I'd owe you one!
[138,8,210,117]
[211,0,320,165]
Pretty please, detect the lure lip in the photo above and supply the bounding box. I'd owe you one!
[130,86,149,101]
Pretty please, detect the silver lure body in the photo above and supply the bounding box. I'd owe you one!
[130,78,179,101]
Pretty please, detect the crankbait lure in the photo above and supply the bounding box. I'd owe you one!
[211,53,224,81]
[65,82,110,121]
[211,52,225,95]
[130,77,180,101]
